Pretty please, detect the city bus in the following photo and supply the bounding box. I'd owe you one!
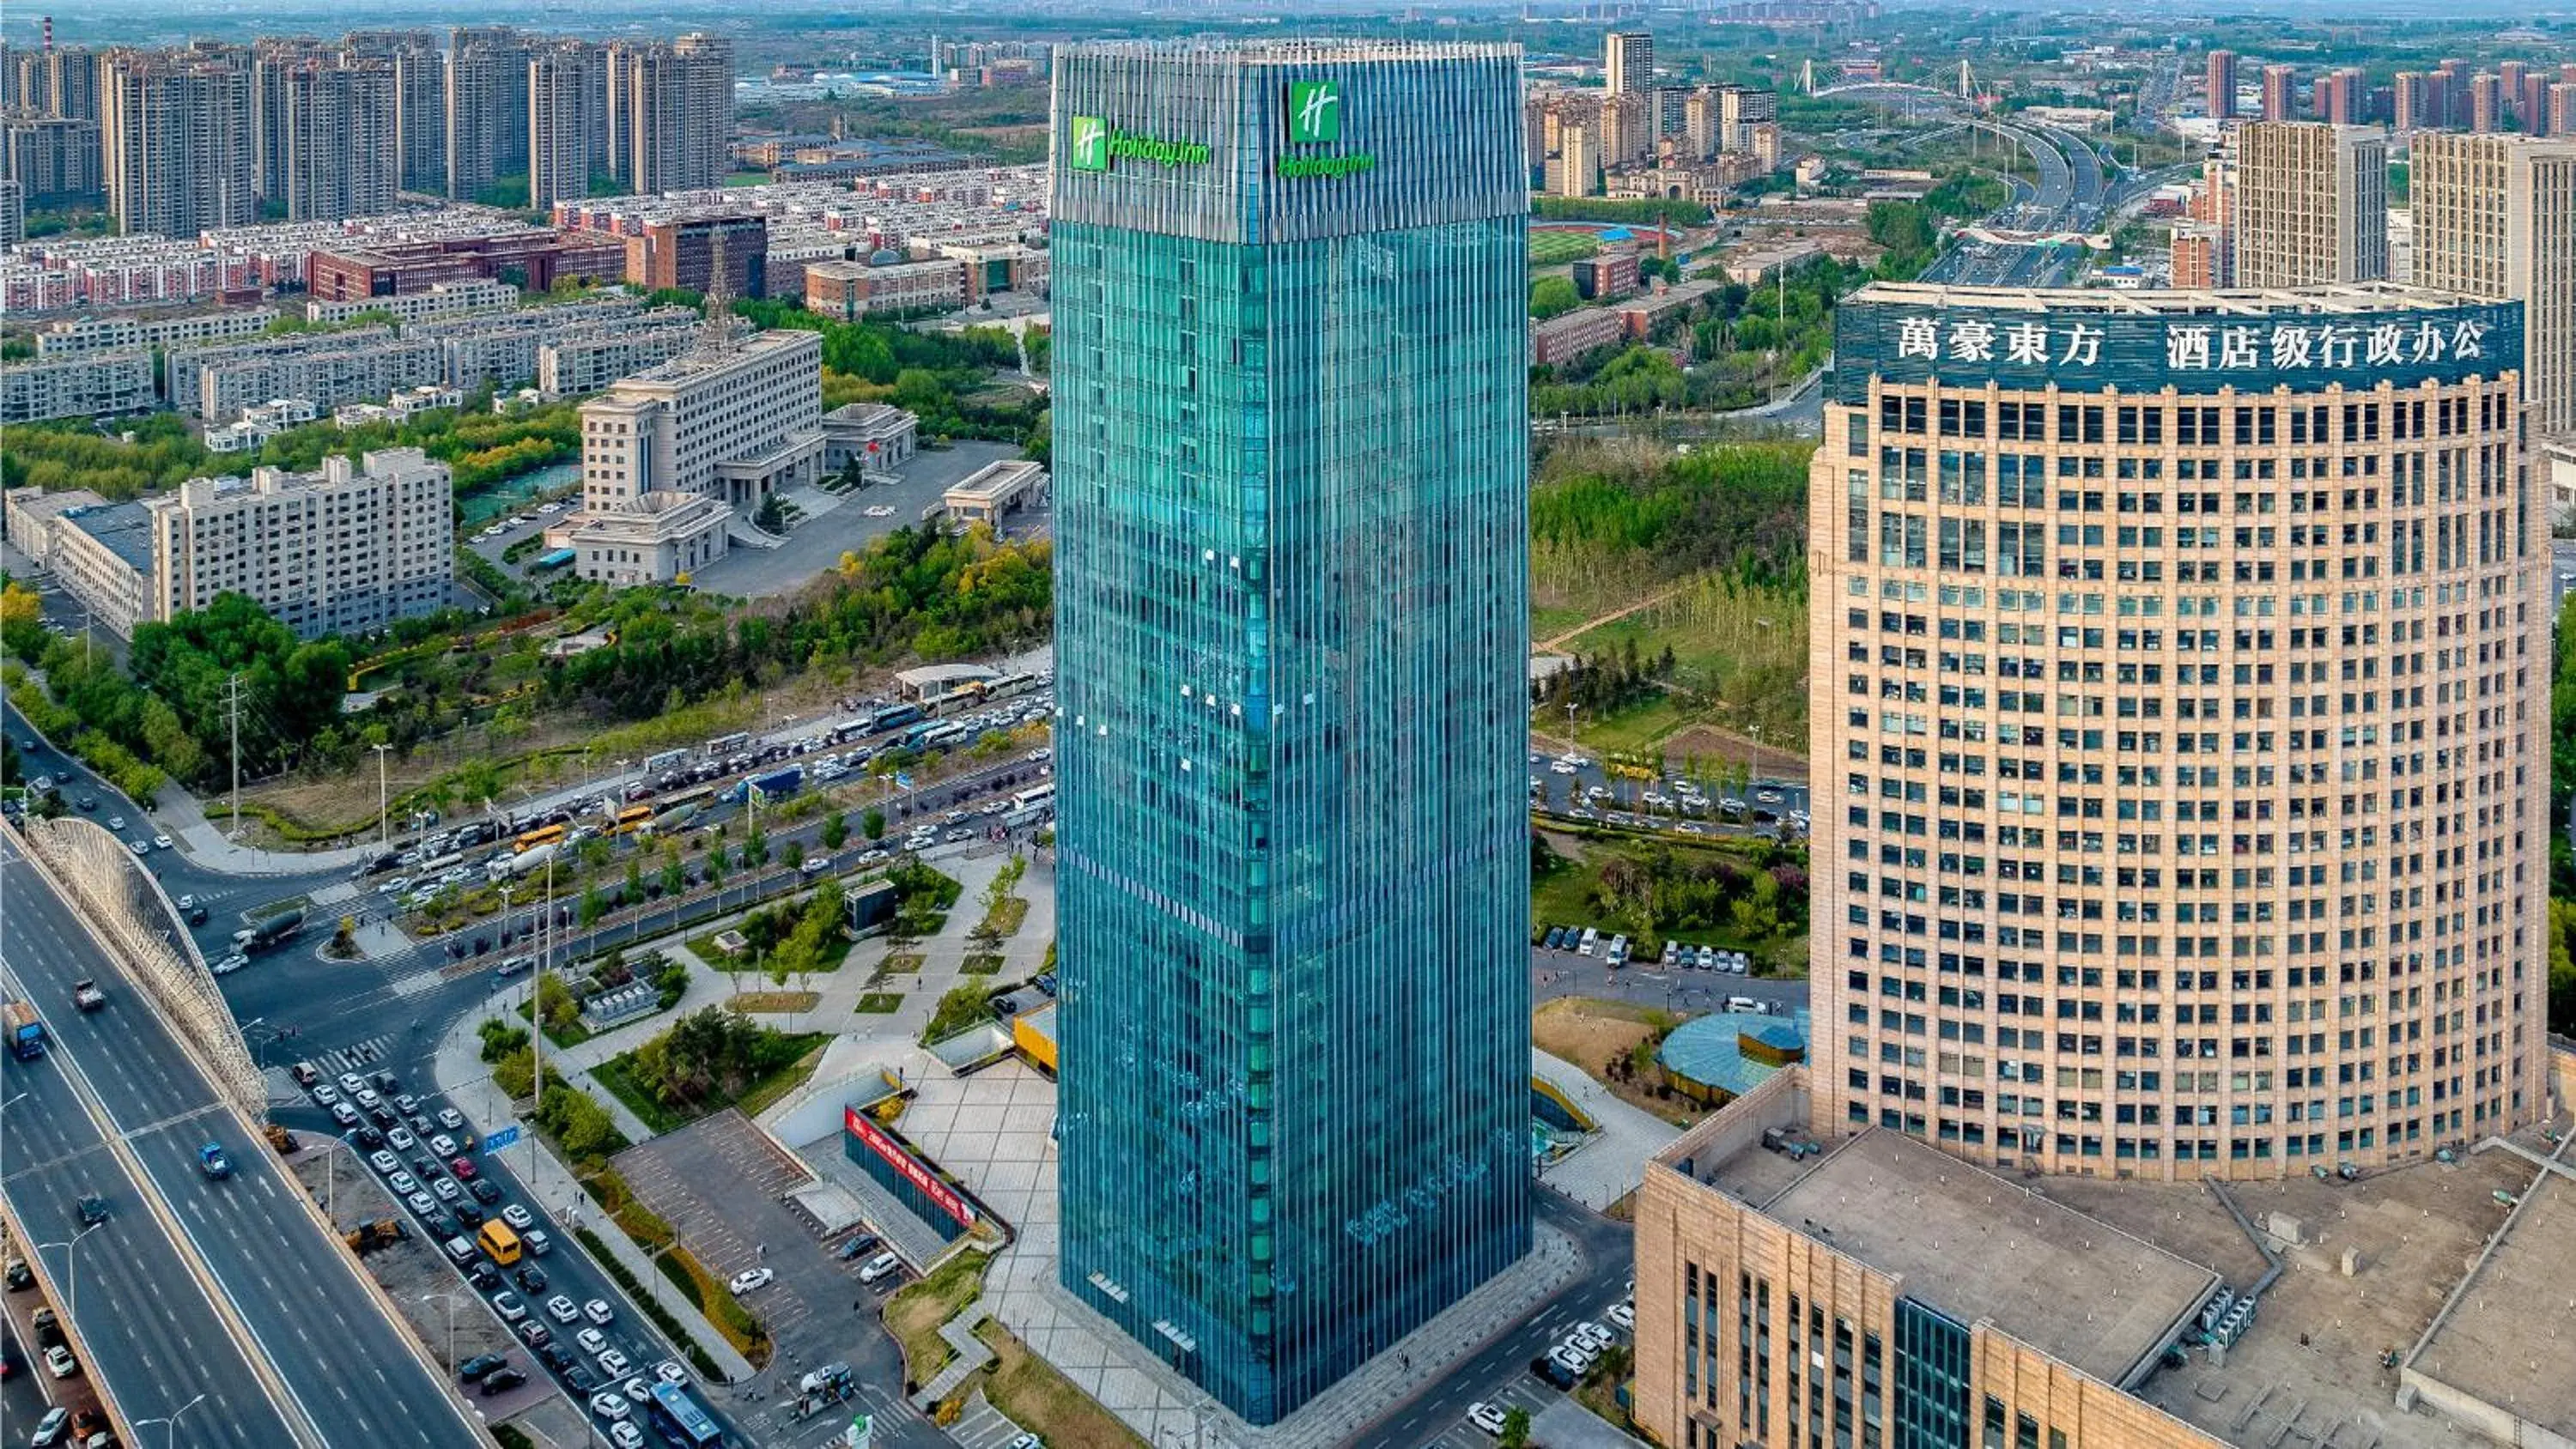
[512,822,568,854]
[607,804,654,837]
[703,731,751,759]
[1012,784,1054,813]
[646,1381,723,1447]
[654,783,715,816]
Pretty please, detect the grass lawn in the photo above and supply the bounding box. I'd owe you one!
[960,954,1005,975]
[973,1317,1148,1449]
[1529,832,1802,973]
[515,1000,592,1050]
[880,952,926,974]
[687,931,748,967]
[592,1030,832,1136]
[1530,603,1594,644]
[726,991,820,1014]
[974,896,1029,940]
[1529,230,1601,266]
[855,992,904,1014]
[885,1249,992,1385]
[1552,578,1808,753]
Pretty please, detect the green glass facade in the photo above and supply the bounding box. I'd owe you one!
[1049,41,1533,1424]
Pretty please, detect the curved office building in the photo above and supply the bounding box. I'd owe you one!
[1809,283,2551,1179]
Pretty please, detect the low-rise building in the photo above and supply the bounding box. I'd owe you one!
[48,500,157,638]
[1,350,155,422]
[165,326,443,421]
[1616,279,1720,338]
[304,278,519,327]
[537,320,699,397]
[2,487,112,568]
[143,449,453,638]
[1572,248,1641,300]
[561,489,731,585]
[33,306,280,358]
[804,256,969,319]
[1531,306,1628,366]
[941,458,1046,527]
[819,402,919,471]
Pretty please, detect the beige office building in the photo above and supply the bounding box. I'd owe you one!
[2411,131,2576,439]
[1808,284,2550,1181]
[2233,122,2388,288]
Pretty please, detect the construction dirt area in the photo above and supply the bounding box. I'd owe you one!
[289,1141,517,1375]
[1532,997,1701,1127]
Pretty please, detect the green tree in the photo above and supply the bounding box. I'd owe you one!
[1500,1407,1531,1449]
[822,811,849,850]
[862,808,886,841]
[783,840,805,870]
[1530,276,1582,320]
[744,827,769,870]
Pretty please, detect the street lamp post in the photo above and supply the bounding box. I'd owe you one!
[131,1391,208,1449]
[38,1220,105,1317]
[374,743,394,852]
[419,1292,467,1371]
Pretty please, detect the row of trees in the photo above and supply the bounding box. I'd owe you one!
[1530,440,1813,595]
[1534,636,1679,721]
[624,1007,811,1115]
[1567,838,1809,944]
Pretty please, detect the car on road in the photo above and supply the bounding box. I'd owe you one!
[437,1107,465,1131]
[547,1294,581,1323]
[653,1359,688,1387]
[492,1292,528,1323]
[500,1203,533,1230]
[514,1264,547,1294]
[515,1320,552,1350]
[470,1179,503,1204]
[525,1228,553,1257]
[386,1127,416,1152]
[29,1406,71,1446]
[564,1364,598,1395]
[432,1176,462,1202]
[289,1062,320,1087]
[590,1391,630,1421]
[197,1143,231,1179]
[407,1191,440,1219]
[1608,1302,1636,1331]
[154,834,173,850]
[606,1422,645,1448]
[458,1353,508,1383]
[42,1344,77,1378]
[331,1101,361,1128]
[311,1084,341,1106]
[727,1267,774,1294]
[596,1348,630,1378]
[575,1327,609,1355]
[5,1259,32,1291]
[1467,1403,1508,1436]
[211,952,247,975]
[369,1149,401,1174]
[388,1171,419,1196]
[539,1343,577,1373]
[468,1262,501,1291]
[428,1133,458,1157]
[75,1196,109,1226]
[106,815,125,831]
[582,1298,614,1325]
[449,1155,477,1179]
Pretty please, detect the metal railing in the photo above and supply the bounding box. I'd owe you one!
[11,817,265,1119]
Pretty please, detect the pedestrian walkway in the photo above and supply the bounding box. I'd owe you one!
[1532,1048,1685,1211]
[153,784,381,875]
[908,1303,997,1410]
[427,989,757,1385]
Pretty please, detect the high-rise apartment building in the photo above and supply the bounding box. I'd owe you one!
[100,48,255,237]
[1606,30,1653,96]
[279,58,397,221]
[2555,82,2576,139]
[1555,122,1599,197]
[2394,70,2430,132]
[607,33,733,195]
[2232,122,2389,287]
[528,40,606,211]
[2413,132,2576,437]
[390,42,447,196]
[1809,283,2549,1176]
[4,114,102,203]
[2260,64,2299,122]
[2205,48,2238,119]
[1048,39,1532,1427]
[2472,70,2504,132]
[445,26,532,202]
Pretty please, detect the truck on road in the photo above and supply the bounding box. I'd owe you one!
[4,1000,46,1059]
[720,765,802,806]
[70,979,106,1012]
[486,840,558,882]
[232,908,305,955]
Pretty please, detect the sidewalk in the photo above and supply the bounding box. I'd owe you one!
[154,784,382,876]
[428,987,758,1385]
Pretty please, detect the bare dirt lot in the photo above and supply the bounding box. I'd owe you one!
[291,1143,516,1373]
[1533,996,1699,1126]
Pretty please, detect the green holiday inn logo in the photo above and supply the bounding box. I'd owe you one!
[1068,114,1210,173]
[1069,115,1108,172]
[1288,80,1342,143]
[1279,79,1374,179]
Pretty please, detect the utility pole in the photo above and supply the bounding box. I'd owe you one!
[374,743,393,851]
[225,673,244,840]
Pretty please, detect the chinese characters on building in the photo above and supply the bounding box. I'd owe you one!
[1889,313,2490,374]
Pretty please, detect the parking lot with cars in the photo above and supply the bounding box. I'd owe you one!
[1529,749,1808,840]
[277,1058,736,1447]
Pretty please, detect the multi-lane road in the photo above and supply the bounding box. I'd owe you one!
[0,834,482,1448]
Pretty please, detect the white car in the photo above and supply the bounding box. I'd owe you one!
[437,1107,466,1131]
[525,1228,553,1257]
[406,1191,440,1218]
[653,1359,688,1386]
[432,1176,462,1203]
[547,1294,581,1323]
[501,1203,534,1230]
[607,1422,646,1448]
[368,1149,401,1174]
[1572,1321,1614,1353]
[175,894,195,911]
[211,953,248,975]
[428,1134,459,1157]
[311,1084,341,1106]
[1608,1302,1636,1331]
[377,876,413,895]
[576,1328,609,1356]
[1468,1402,1509,1436]
[597,1348,631,1378]
[43,1344,77,1379]
[492,1292,528,1323]
[1549,1343,1590,1378]
[727,1267,774,1294]
[583,1298,614,1325]
[858,1252,902,1284]
[387,1171,419,1196]
[386,1127,416,1152]
[154,834,173,850]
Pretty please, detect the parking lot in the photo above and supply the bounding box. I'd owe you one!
[277,1058,732,1447]
[612,1112,934,1446]
[692,440,1034,599]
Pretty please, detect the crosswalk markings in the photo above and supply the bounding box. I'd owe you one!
[308,1034,393,1074]
[387,970,444,999]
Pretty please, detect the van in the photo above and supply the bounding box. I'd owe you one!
[478,1220,524,1266]
[1725,996,1760,1015]
[1577,927,1599,956]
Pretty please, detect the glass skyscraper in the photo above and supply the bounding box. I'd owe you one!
[1048,40,1533,1426]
